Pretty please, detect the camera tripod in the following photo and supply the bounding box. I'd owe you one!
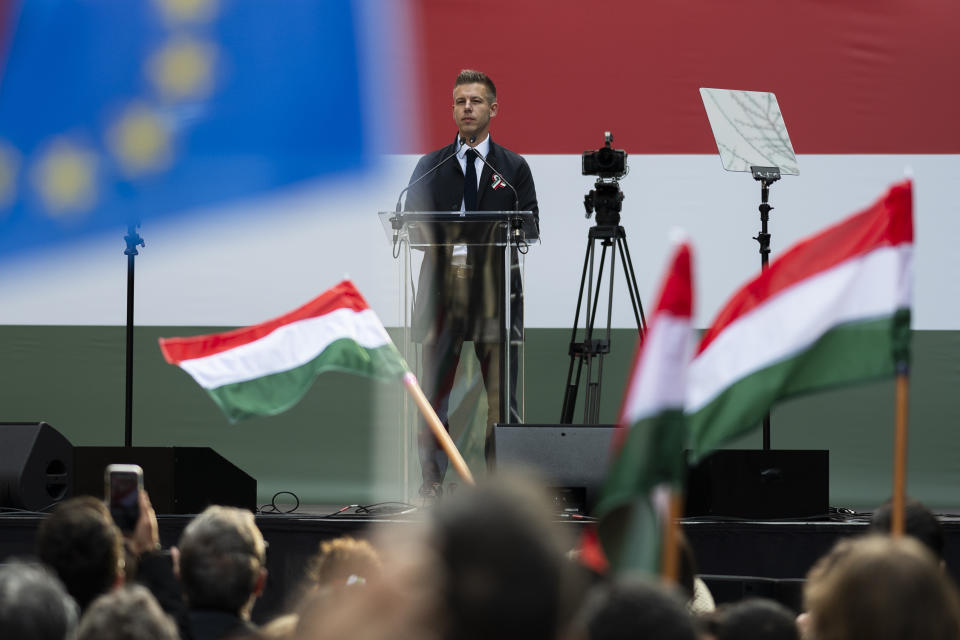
[560,179,647,424]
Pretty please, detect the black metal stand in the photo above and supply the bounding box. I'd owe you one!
[560,218,647,424]
[751,166,780,450]
[124,223,144,448]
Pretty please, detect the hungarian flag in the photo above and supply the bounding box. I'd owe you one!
[159,280,409,422]
[593,240,694,574]
[686,180,913,457]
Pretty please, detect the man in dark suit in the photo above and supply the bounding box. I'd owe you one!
[404,69,538,500]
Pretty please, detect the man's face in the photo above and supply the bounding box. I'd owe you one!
[453,82,498,144]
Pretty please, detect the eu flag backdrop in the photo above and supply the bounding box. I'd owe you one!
[0,0,404,259]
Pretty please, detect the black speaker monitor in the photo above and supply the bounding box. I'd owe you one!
[685,449,829,519]
[74,446,256,514]
[0,422,74,511]
[492,424,615,514]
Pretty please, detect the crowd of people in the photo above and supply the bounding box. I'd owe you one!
[0,479,958,640]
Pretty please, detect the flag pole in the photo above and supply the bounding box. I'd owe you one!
[402,372,476,486]
[891,364,909,536]
[660,492,684,583]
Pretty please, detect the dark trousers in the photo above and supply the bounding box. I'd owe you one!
[418,337,502,487]
[416,261,521,488]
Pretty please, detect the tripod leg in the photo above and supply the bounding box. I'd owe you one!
[585,241,610,340]
[561,353,585,424]
[617,232,647,336]
[581,240,612,423]
[560,237,596,423]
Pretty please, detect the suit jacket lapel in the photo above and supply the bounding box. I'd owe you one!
[477,141,496,210]
[440,140,464,211]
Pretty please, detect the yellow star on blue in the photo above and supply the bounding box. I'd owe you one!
[147,37,218,101]
[107,103,173,176]
[153,0,219,24]
[30,139,99,218]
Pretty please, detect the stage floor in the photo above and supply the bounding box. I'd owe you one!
[4,506,960,622]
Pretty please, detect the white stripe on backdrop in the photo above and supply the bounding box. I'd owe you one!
[0,154,956,330]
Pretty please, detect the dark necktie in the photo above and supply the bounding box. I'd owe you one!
[464,148,478,211]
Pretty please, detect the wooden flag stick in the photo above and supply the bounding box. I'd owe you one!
[891,369,909,536]
[660,492,684,583]
[402,372,475,486]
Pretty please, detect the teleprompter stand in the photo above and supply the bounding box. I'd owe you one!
[560,177,647,424]
[752,165,780,448]
[688,89,829,520]
[700,88,800,450]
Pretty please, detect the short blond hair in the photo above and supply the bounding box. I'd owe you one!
[306,536,381,586]
[805,535,960,640]
[454,69,496,103]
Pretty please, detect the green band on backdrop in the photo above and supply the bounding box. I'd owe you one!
[1,326,957,509]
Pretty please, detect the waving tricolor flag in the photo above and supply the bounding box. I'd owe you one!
[159,280,409,423]
[686,180,913,457]
[593,239,694,575]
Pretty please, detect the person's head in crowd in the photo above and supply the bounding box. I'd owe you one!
[869,497,945,561]
[258,612,299,639]
[804,534,960,640]
[570,576,698,640]
[305,535,381,588]
[0,560,79,640]
[430,473,579,640]
[676,530,696,602]
[36,496,124,610]
[676,530,716,615]
[714,598,799,640]
[177,505,267,619]
[292,521,444,640]
[76,584,178,640]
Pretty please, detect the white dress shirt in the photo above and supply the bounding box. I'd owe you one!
[452,133,490,263]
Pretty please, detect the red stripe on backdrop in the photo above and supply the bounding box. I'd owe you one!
[159,280,370,364]
[410,0,960,154]
[695,180,912,355]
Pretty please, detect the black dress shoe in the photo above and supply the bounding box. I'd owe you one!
[418,482,443,507]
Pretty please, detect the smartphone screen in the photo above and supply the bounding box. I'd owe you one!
[106,464,142,533]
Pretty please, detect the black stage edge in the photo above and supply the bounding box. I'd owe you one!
[5,510,960,620]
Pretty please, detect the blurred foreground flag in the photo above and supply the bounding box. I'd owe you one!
[593,239,694,575]
[0,0,407,259]
[686,180,913,458]
[159,280,410,423]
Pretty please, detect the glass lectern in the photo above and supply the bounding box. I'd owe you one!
[379,210,537,490]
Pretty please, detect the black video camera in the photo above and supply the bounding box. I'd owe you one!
[582,132,627,179]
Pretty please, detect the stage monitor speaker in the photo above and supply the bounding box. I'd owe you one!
[0,422,74,511]
[73,446,257,514]
[492,424,615,514]
[685,449,829,519]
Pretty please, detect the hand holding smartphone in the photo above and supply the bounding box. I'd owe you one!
[105,464,143,533]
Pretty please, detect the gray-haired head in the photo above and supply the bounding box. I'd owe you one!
[0,560,79,640]
[177,505,267,616]
[77,584,178,640]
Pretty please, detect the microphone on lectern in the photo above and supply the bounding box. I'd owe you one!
[394,136,467,213]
